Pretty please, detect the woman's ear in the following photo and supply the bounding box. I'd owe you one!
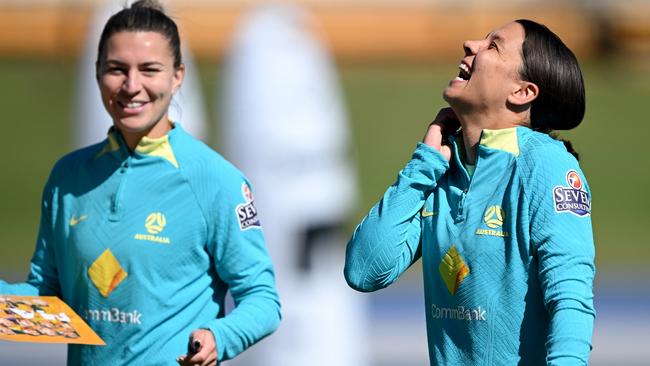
[508,81,539,106]
[172,63,185,94]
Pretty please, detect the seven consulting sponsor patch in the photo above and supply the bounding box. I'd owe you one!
[236,182,261,230]
[553,170,591,217]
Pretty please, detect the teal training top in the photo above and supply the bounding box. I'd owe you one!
[1,125,281,365]
[345,127,595,365]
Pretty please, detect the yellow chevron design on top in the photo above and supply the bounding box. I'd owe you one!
[439,245,470,295]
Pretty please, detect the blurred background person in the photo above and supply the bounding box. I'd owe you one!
[74,0,207,147]
[219,4,369,366]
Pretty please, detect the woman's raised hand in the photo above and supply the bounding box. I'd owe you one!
[423,107,459,161]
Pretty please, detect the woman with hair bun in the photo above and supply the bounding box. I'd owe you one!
[345,19,595,365]
[0,1,280,365]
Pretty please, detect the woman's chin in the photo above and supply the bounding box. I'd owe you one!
[113,119,150,134]
[442,89,461,106]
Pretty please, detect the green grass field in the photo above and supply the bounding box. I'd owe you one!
[0,58,647,276]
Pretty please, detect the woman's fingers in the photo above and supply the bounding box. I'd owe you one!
[181,329,217,366]
[423,108,458,161]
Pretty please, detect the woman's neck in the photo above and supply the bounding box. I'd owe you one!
[456,109,525,165]
[460,126,482,165]
[117,119,173,151]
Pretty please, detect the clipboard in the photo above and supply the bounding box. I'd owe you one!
[0,295,104,345]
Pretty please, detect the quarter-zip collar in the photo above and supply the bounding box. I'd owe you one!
[450,126,522,169]
[95,124,180,168]
[449,125,523,189]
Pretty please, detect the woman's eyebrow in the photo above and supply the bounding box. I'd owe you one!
[103,60,165,67]
[140,61,165,67]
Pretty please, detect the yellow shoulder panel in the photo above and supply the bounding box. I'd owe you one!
[480,127,519,156]
[94,133,121,159]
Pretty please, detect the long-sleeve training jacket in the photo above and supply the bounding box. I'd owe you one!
[1,124,281,365]
[345,126,595,365]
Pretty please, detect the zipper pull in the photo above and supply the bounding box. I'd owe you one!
[457,189,468,218]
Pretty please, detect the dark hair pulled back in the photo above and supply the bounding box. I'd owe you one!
[516,19,584,159]
[96,0,182,69]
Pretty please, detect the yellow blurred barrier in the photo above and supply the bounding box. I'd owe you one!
[0,3,647,61]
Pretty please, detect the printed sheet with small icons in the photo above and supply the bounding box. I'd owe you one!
[0,295,104,345]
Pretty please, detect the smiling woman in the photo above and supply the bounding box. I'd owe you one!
[95,1,185,150]
[345,19,596,365]
[0,1,281,365]
[98,31,184,149]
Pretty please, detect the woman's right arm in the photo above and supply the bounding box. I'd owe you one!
[0,180,60,296]
[344,143,449,292]
[344,109,457,292]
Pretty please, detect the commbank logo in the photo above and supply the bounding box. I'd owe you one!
[431,304,486,321]
[438,245,469,295]
[88,249,127,297]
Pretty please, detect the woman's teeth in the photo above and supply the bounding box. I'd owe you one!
[458,63,471,80]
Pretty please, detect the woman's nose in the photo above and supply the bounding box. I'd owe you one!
[122,70,142,94]
[463,39,481,56]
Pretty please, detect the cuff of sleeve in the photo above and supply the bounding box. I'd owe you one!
[0,281,41,296]
[201,321,226,362]
[402,142,450,184]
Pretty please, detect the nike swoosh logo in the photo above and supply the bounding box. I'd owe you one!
[421,208,438,217]
[69,215,88,226]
